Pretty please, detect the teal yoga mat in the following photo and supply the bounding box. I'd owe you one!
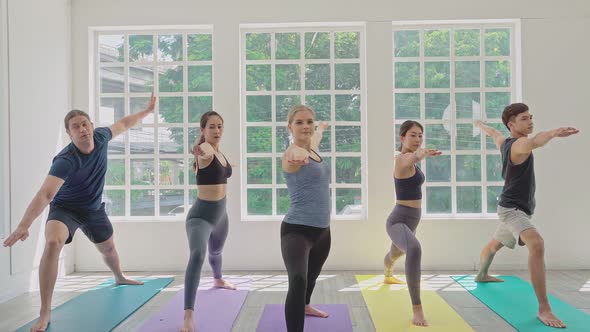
[16,277,173,332]
[452,275,590,331]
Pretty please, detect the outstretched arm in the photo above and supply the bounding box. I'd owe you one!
[474,120,506,150]
[110,93,156,137]
[3,175,64,247]
[512,127,579,155]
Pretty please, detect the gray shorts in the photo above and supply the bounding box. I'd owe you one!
[493,206,535,249]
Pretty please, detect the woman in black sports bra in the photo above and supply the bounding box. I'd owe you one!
[181,111,235,332]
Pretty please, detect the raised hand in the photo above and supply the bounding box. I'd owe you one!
[3,225,30,247]
[317,121,329,132]
[191,143,205,157]
[145,92,156,113]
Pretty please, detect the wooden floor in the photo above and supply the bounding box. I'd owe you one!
[1,270,589,331]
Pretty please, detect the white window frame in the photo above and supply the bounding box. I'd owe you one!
[0,0,10,238]
[392,19,522,219]
[91,25,213,221]
[240,22,368,222]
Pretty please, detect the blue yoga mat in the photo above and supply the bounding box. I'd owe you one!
[452,275,590,332]
[17,277,174,332]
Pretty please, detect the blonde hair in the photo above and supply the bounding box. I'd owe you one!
[287,105,315,124]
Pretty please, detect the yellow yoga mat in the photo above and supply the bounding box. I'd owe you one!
[356,275,473,332]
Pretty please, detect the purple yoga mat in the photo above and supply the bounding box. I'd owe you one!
[138,281,249,332]
[256,304,353,332]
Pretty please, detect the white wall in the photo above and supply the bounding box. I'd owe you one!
[67,0,590,272]
[0,0,72,301]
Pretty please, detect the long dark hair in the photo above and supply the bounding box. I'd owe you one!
[193,111,224,172]
[398,120,424,152]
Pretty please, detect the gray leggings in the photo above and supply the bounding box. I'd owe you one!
[384,204,422,305]
[184,197,229,310]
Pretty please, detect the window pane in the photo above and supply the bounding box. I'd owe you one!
[456,124,481,150]
[101,67,124,93]
[131,189,154,216]
[275,126,290,153]
[131,159,155,185]
[276,95,301,122]
[246,65,271,91]
[336,188,361,215]
[485,92,511,119]
[108,134,125,155]
[456,155,481,181]
[247,95,272,122]
[455,61,480,88]
[103,190,125,216]
[188,128,200,152]
[277,188,290,215]
[159,127,184,154]
[304,32,330,59]
[318,125,331,153]
[426,187,451,213]
[426,155,450,182]
[394,62,420,88]
[454,29,479,56]
[335,32,360,59]
[306,95,330,121]
[159,65,183,92]
[487,186,503,213]
[305,64,330,90]
[158,34,183,62]
[129,35,153,62]
[106,159,125,185]
[160,189,184,216]
[425,93,450,120]
[485,60,511,87]
[335,94,361,121]
[276,32,300,60]
[424,30,449,57]
[425,124,450,150]
[129,66,154,92]
[486,154,503,182]
[336,157,361,184]
[187,34,212,61]
[276,64,301,91]
[247,189,272,215]
[99,34,124,63]
[159,159,184,185]
[394,31,420,57]
[276,157,286,184]
[159,97,183,124]
[395,93,420,120]
[457,186,482,213]
[335,63,360,90]
[455,92,481,120]
[485,29,510,56]
[188,65,212,92]
[247,127,272,153]
[247,157,272,184]
[246,33,271,60]
[335,126,361,152]
[130,128,155,154]
[425,62,450,88]
[100,97,124,123]
[188,96,212,123]
[131,97,154,125]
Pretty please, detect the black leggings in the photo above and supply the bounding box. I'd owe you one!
[280,222,331,332]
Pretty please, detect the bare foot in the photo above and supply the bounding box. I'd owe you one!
[180,311,194,332]
[538,310,566,328]
[474,274,504,283]
[305,305,329,318]
[412,305,428,327]
[116,277,144,285]
[30,312,50,332]
[384,276,405,284]
[213,278,236,290]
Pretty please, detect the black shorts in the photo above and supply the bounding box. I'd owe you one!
[47,203,113,244]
